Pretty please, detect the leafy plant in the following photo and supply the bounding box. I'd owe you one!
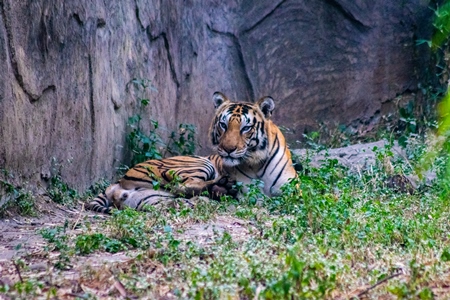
[431,0,450,50]
[0,170,36,217]
[0,279,45,299]
[107,208,155,248]
[74,233,126,254]
[241,179,267,206]
[263,248,338,299]
[46,159,79,205]
[416,0,450,177]
[126,78,164,165]
[126,78,198,166]
[166,123,197,156]
[40,222,72,269]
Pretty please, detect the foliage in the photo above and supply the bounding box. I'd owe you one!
[166,123,197,156]
[417,0,450,178]
[3,138,450,298]
[106,208,155,249]
[0,170,36,217]
[262,248,338,299]
[46,158,79,205]
[431,0,450,50]
[40,222,72,270]
[126,78,198,166]
[75,233,126,254]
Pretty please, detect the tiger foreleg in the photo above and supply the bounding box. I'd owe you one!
[178,176,238,200]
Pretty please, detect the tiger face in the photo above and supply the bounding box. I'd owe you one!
[209,92,275,168]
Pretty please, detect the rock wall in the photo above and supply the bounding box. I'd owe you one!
[0,0,434,189]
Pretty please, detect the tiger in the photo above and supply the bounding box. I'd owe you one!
[209,92,298,197]
[85,155,234,213]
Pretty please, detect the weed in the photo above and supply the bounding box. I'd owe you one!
[40,222,72,269]
[263,247,339,299]
[84,178,110,199]
[0,171,36,217]
[75,233,106,255]
[46,159,79,205]
[75,233,126,254]
[242,179,267,206]
[107,208,155,248]
[126,78,198,166]
[126,78,164,165]
[0,279,45,299]
[166,123,198,156]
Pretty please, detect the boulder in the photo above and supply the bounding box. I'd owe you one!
[0,0,434,190]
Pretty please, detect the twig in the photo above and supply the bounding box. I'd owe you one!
[356,272,402,298]
[72,203,84,230]
[113,277,127,297]
[12,260,23,283]
[65,293,89,299]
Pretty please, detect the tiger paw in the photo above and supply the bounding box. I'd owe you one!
[210,176,238,199]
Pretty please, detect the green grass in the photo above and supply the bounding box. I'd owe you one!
[2,140,450,299]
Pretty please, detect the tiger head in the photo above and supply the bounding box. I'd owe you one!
[209,92,275,167]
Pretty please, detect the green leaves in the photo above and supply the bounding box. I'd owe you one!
[126,78,197,165]
[25,138,450,299]
[441,248,450,262]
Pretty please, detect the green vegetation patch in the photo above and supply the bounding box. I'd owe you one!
[2,137,450,299]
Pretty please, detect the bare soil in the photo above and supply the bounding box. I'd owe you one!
[0,196,251,299]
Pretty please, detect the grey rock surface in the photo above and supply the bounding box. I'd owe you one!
[292,140,405,171]
[0,1,434,190]
[292,140,436,187]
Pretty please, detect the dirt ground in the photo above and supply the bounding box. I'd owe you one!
[0,196,252,299]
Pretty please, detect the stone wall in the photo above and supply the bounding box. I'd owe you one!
[0,0,434,189]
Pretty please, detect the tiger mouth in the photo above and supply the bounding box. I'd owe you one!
[221,156,243,167]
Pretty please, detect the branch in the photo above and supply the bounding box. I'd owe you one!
[357,272,402,298]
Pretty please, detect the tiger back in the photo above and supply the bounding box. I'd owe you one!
[86,154,231,213]
[209,92,298,197]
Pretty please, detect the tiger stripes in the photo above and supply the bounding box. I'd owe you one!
[209,92,298,197]
[85,155,230,213]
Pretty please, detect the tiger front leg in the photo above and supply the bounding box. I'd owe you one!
[168,177,218,198]
[182,176,238,200]
[209,176,238,200]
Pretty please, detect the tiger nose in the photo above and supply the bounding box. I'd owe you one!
[222,146,237,154]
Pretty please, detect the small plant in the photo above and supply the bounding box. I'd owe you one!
[126,78,164,165]
[0,279,45,299]
[430,0,450,50]
[263,248,339,299]
[40,222,72,269]
[126,78,198,166]
[241,179,267,206]
[0,170,36,217]
[302,131,325,151]
[46,159,79,205]
[84,179,111,199]
[166,123,197,156]
[74,233,126,254]
[75,233,106,255]
[107,208,155,249]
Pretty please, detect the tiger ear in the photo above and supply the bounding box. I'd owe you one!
[257,96,275,118]
[212,92,229,109]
